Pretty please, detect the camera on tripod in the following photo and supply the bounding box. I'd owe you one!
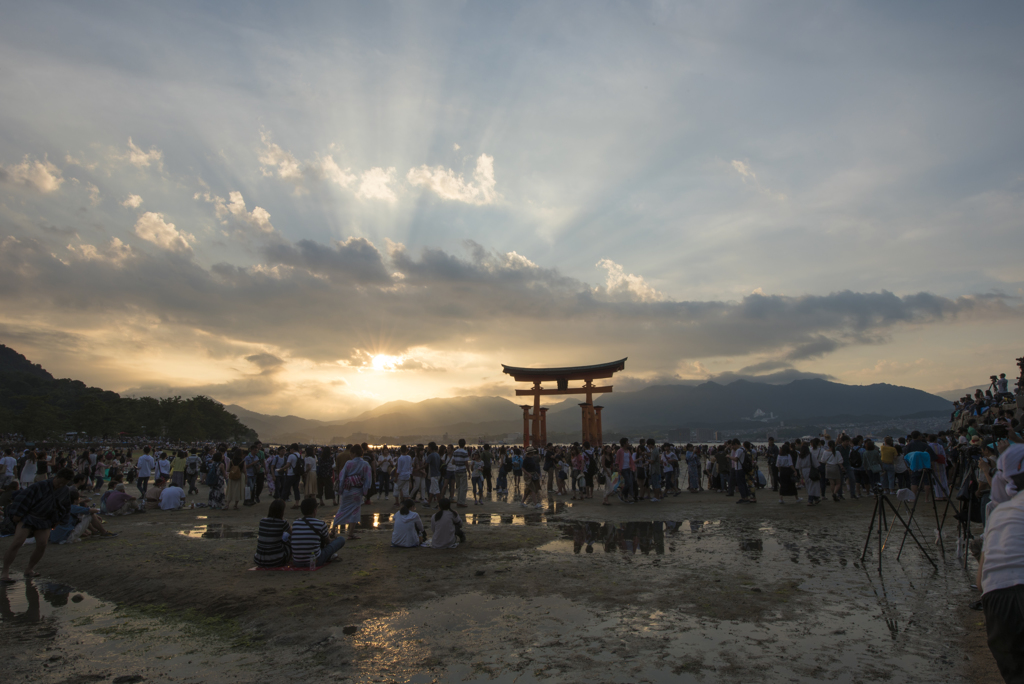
[871,483,883,495]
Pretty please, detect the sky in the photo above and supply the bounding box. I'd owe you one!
[1,1,1022,420]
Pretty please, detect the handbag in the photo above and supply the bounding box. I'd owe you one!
[808,465,820,482]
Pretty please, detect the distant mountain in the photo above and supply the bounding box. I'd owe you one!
[227,378,951,444]
[545,378,951,433]
[934,385,987,402]
[221,404,340,442]
[235,396,523,444]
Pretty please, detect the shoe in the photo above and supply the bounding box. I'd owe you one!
[796,498,803,502]
[650,498,659,502]
[779,500,784,504]
[534,504,544,509]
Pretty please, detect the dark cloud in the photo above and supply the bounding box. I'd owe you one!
[1,232,1020,373]
[785,335,841,361]
[246,353,285,370]
[263,237,391,284]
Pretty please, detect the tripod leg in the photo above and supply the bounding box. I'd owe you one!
[861,495,880,562]
[927,470,945,557]
[897,470,924,561]
[885,496,937,569]
[878,495,884,573]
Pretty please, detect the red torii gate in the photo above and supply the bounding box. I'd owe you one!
[501,358,627,448]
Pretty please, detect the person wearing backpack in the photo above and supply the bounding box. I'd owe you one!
[207,452,226,510]
[184,450,201,495]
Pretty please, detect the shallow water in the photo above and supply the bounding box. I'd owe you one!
[1,579,262,683]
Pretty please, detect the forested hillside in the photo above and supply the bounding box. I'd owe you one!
[0,344,257,441]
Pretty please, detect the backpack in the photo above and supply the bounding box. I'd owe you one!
[185,459,198,476]
[206,465,220,487]
[849,449,863,469]
[229,464,242,481]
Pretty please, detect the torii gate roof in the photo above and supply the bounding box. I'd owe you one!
[501,358,627,382]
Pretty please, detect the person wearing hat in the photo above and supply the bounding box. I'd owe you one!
[978,443,1024,683]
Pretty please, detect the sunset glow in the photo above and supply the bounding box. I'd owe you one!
[0,3,1021,421]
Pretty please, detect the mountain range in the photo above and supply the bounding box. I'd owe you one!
[0,342,954,444]
[228,378,951,444]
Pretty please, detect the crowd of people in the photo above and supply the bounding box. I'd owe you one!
[4,365,1024,684]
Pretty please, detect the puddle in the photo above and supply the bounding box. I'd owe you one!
[331,581,967,684]
[177,524,257,539]
[1,579,263,683]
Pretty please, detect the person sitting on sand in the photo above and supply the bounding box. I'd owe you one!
[159,482,186,510]
[391,499,425,548]
[290,497,346,568]
[145,478,167,510]
[253,499,291,568]
[49,489,117,543]
[428,498,464,549]
[104,483,138,516]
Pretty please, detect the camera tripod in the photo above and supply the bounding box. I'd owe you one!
[896,468,948,561]
[861,486,937,573]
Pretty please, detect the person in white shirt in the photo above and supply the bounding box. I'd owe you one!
[156,452,172,481]
[19,452,38,486]
[391,499,425,548]
[136,446,156,498]
[978,444,1024,683]
[726,439,752,504]
[159,485,186,510]
[394,446,413,505]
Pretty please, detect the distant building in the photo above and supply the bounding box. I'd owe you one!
[667,428,691,443]
[692,428,717,442]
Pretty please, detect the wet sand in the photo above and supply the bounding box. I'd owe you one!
[0,487,1000,683]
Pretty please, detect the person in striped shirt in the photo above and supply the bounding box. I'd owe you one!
[254,499,291,568]
[289,497,346,568]
[450,439,469,508]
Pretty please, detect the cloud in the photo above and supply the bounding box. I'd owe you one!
[246,352,285,370]
[596,259,663,302]
[262,236,392,284]
[731,160,755,180]
[0,155,65,193]
[407,153,498,205]
[314,154,357,189]
[87,183,101,206]
[196,190,274,234]
[133,212,194,252]
[356,167,398,202]
[730,159,786,201]
[66,238,134,266]
[258,130,303,180]
[121,137,164,170]
[2,234,1021,378]
[64,154,98,171]
[121,194,143,208]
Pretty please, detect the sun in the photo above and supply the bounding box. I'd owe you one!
[371,354,403,371]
